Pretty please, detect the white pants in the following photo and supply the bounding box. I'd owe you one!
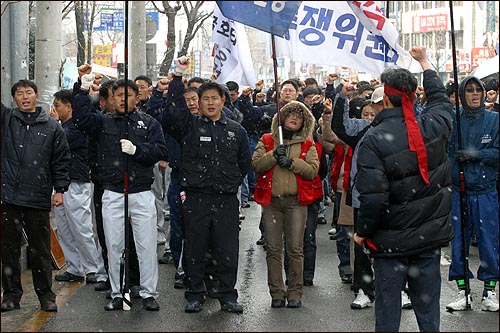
[102,190,158,300]
[55,182,105,279]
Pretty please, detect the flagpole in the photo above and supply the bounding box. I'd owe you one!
[449,0,471,311]
[271,35,283,144]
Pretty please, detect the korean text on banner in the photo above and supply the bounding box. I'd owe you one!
[216,1,302,37]
[275,1,414,75]
[212,4,256,88]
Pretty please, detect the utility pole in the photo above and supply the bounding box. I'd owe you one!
[1,2,30,106]
[34,1,62,110]
[129,1,146,80]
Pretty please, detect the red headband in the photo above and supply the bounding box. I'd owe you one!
[384,85,430,185]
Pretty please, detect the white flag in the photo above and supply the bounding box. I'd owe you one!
[212,4,256,88]
[276,1,414,75]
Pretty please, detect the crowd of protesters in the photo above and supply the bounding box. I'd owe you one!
[1,45,498,331]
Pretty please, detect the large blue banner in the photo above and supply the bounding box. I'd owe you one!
[216,1,302,37]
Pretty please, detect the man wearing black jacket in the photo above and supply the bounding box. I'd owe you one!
[1,80,71,313]
[156,57,251,314]
[354,47,454,332]
[72,76,166,312]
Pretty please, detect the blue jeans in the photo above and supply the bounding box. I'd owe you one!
[448,189,499,282]
[247,136,259,192]
[336,225,352,277]
[240,175,249,205]
[374,249,441,332]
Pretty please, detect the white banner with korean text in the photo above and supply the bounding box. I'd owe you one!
[212,4,256,88]
[276,1,414,75]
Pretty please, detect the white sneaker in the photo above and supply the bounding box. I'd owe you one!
[401,290,412,309]
[351,289,373,309]
[328,227,337,235]
[481,291,499,312]
[446,290,472,311]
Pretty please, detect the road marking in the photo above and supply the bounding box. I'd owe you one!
[16,282,83,332]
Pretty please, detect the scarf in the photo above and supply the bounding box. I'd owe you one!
[384,85,430,185]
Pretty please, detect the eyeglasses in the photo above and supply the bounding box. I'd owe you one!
[288,110,303,119]
[281,88,296,93]
[465,87,482,93]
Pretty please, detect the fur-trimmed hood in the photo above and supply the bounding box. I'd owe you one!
[271,101,316,143]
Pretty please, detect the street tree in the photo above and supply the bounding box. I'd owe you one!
[74,0,97,65]
[153,1,212,76]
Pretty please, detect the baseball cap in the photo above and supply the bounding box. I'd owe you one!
[371,86,384,104]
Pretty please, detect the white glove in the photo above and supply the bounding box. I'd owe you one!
[120,139,136,156]
[175,56,189,76]
[81,73,96,91]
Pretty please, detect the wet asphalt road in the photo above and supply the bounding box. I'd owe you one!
[2,199,499,332]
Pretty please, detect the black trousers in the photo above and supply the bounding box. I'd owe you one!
[352,208,375,300]
[1,203,56,303]
[182,191,240,304]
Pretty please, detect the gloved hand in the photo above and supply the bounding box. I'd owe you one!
[175,56,189,76]
[273,144,287,160]
[120,139,136,156]
[278,155,292,169]
[455,150,479,163]
[81,73,96,91]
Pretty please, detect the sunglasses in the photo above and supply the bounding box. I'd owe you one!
[288,110,304,119]
[465,87,482,93]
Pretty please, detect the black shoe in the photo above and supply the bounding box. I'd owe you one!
[304,279,313,286]
[40,300,58,312]
[159,253,173,264]
[287,299,302,308]
[221,301,243,313]
[241,201,251,208]
[85,273,98,284]
[142,297,160,311]
[317,217,327,224]
[130,286,141,298]
[94,280,111,291]
[329,234,338,241]
[185,300,203,313]
[256,236,265,245]
[341,274,353,284]
[105,290,112,299]
[55,271,84,282]
[104,297,123,311]
[174,277,185,289]
[271,299,285,308]
[1,300,20,312]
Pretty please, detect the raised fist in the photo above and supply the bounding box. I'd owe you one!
[81,73,96,91]
[175,56,189,76]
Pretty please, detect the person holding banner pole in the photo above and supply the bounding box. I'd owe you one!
[72,78,165,312]
[252,101,319,309]
[445,75,499,312]
[239,80,302,245]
